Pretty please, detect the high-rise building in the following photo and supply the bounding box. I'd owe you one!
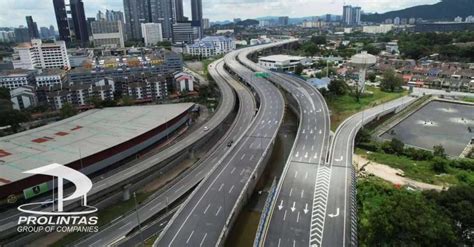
[174,0,185,22]
[326,14,332,22]
[91,21,125,48]
[69,0,89,45]
[26,16,40,39]
[141,23,163,46]
[342,5,361,26]
[97,10,106,21]
[53,0,71,42]
[278,16,289,26]
[49,25,56,38]
[106,10,124,22]
[191,0,203,37]
[123,0,151,40]
[12,39,70,70]
[86,17,96,37]
[14,27,30,43]
[202,18,210,29]
[40,27,52,39]
[173,22,195,44]
[150,0,174,40]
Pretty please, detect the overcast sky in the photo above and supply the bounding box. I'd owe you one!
[0,0,439,28]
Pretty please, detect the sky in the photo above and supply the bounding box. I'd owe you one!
[0,0,439,29]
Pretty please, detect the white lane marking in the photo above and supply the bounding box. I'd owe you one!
[289,188,293,197]
[294,171,298,178]
[278,238,281,247]
[293,239,296,247]
[283,210,287,221]
[297,211,300,223]
[186,230,194,244]
[215,206,222,216]
[304,172,308,180]
[203,203,211,214]
[230,167,236,174]
[240,168,245,176]
[241,154,246,160]
[150,202,162,211]
[301,190,304,199]
[228,185,235,194]
[250,154,254,161]
[119,222,130,229]
[218,183,224,192]
[200,233,207,247]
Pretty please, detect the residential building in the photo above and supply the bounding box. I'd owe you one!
[106,10,124,22]
[141,23,163,46]
[14,27,30,43]
[34,69,67,88]
[0,31,15,43]
[343,5,361,26]
[10,85,37,110]
[362,24,394,34]
[415,22,474,33]
[186,36,235,57]
[123,0,151,40]
[174,72,194,92]
[53,0,71,42]
[0,70,35,91]
[466,16,474,23]
[26,16,40,39]
[258,55,312,71]
[97,10,106,21]
[91,20,125,48]
[12,39,70,70]
[86,17,96,37]
[454,16,463,23]
[386,41,399,54]
[394,17,401,25]
[278,16,289,26]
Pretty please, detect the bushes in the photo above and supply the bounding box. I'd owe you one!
[432,157,448,174]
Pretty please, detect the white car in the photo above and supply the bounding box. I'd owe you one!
[203,126,209,131]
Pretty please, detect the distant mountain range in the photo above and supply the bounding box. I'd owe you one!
[362,0,474,22]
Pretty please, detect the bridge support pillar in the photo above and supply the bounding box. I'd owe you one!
[122,184,131,201]
[189,149,195,159]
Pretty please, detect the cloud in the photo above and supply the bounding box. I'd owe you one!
[0,0,440,28]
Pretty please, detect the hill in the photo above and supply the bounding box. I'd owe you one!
[362,0,474,23]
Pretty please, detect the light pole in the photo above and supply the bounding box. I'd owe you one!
[133,192,145,246]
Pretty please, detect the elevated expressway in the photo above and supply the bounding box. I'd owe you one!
[1,59,238,245]
[155,45,286,246]
[238,43,332,247]
[73,59,257,246]
[321,96,415,247]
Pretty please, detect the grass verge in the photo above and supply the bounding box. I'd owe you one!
[326,86,407,130]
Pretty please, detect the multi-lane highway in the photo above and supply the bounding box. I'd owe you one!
[73,59,257,246]
[156,45,286,246]
[237,43,333,247]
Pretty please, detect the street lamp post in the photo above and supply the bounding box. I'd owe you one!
[133,192,145,246]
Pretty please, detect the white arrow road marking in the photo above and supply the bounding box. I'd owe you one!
[278,200,284,210]
[319,129,322,134]
[304,152,308,159]
[291,202,296,212]
[295,152,299,158]
[335,156,344,162]
[317,108,321,113]
[328,208,340,218]
[313,153,318,159]
[304,203,309,214]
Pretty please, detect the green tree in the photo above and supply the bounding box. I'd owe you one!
[294,64,303,76]
[432,157,448,173]
[60,103,78,119]
[390,138,405,155]
[380,69,403,92]
[364,191,457,246]
[121,96,134,106]
[327,79,348,96]
[363,44,381,55]
[0,87,10,100]
[367,72,376,82]
[424,186,474,245]
[433,145,447,158]
[356,127,372,145]
[0,110,30,131]
[311,35,327,45]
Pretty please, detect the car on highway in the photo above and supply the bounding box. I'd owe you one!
[203,126,209,131]
[227,140,233,147]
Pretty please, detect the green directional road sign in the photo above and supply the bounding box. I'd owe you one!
[255,72,270,78]
[23,182,49,199]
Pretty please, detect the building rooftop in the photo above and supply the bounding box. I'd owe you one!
[0,69,35,77]
[0,104,194,185]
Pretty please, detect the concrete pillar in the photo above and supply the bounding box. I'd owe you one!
[189,149,195,159]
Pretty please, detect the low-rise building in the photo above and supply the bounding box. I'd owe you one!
[185,36,235,57]
[10,85,37,110]
[0,70,36,91]
[34,69,67,88]
[174,72,194,92]
[91,20,125,48]
[258,55,312,71]
[12,39,70,70]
